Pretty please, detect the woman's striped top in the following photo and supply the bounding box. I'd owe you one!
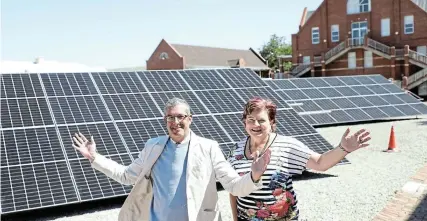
[227,133,314,221]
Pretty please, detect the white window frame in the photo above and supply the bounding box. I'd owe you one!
[359,0,370,13]
[348,52,356,69]
[331,25,339,42]
[303,56,311,64]
[347,0,371,14]
[417,46,427,56]
[312,27,320,44]
[364,51,373,68]
[381,18,390,37]
[404,15,414,34]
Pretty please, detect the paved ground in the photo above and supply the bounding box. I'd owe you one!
[373,164,427,221]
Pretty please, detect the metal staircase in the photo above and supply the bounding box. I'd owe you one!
[408,50,427,68]
[366,38,392,59]
[289,64,311,77]
[290,37,427,91]
[406,49,427,90]
[407,68,427,90]
[324,41,347,64]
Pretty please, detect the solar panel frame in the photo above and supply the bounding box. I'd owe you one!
[91,72,147,94]
[140,70,191,92]
[103,93,163,120]
[1,74,45,98]
[40,73,99,97]
[1,98,54,128]
[48,96,112,124]
[267,74,427,126]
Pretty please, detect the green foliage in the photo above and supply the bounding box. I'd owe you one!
[259,34,292,70]
[283,61,292,71]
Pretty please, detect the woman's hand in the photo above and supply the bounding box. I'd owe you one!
[340,128,371,153]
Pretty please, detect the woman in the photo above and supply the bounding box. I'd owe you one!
[228,97,371,221]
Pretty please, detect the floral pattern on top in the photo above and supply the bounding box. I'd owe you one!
[237,169,297,221]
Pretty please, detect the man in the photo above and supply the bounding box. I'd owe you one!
[72,98,271,221]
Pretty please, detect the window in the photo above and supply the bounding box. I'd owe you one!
[359,0,370,12]
[364,51,373,68]
[303,56,311,64]
[312,27,320,44]
[381,18,390,37]
[331,25,339,42]
[417,46,427,56]
[404,15,414,34]
[348,52,356,69]
[347,0,371,14]
[159,52,169,60]
[351,21,368,46]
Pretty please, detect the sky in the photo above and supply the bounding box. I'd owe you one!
[1,0,323,69]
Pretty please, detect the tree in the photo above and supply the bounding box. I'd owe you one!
[259,34,292,71]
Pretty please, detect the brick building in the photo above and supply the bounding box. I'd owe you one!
[146,39,271,77]
[286,0,427,95]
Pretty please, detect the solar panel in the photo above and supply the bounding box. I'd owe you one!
[1,68,339,215]
[266,74,427,126]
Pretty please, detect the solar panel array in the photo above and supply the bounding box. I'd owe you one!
[265,75,427,126]
[0,68,338,214]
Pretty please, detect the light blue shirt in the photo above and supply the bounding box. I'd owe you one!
[150,133,190,221]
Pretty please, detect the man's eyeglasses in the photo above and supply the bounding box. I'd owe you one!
[165,115,190,122]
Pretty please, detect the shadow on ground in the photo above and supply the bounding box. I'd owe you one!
[1,196,126,221]
[407,193,427,220]
[293,170,338,181]
[3,171,338,221]
[417,120,427,126]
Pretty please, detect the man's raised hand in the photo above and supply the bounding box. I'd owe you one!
[73,132,97,162]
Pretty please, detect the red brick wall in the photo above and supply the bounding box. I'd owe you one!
[370,0,395,45]
[293,1,326,62]
[146,40,184,70]
[322,49,398,78]
[292,0,427,77]
[327,0,349,48]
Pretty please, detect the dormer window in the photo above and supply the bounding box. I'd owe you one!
[347,0,371,14]
[159,52,169,60]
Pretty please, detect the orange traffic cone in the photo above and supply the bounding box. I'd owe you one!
[384,126,399,152]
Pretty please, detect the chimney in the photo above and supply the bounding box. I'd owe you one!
[238,58,246,67]
[227,58,246,68]
[34,57,44,64]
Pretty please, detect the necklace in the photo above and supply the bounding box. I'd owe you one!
[248,133,271,157]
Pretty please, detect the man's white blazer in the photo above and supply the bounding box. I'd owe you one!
[91,131,262,221]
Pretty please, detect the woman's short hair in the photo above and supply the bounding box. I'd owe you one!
[242,97,277,132]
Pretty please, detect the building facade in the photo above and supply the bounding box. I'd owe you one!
[288,0,427,95]
[146,39,271,77]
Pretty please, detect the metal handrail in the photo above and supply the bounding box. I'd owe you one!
[406,90,424,101]
[408,68,427,87]
[367,38,391,55]
[290,64,311,75]
[325,41,346,61]
[347,38,365,47]
[408,50,427,65]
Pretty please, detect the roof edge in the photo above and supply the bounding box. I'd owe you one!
[166,40,183,57]
[249,47,267,64]
[299,7,308,27]
[296,1,326,34]
[410,0,427,14]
